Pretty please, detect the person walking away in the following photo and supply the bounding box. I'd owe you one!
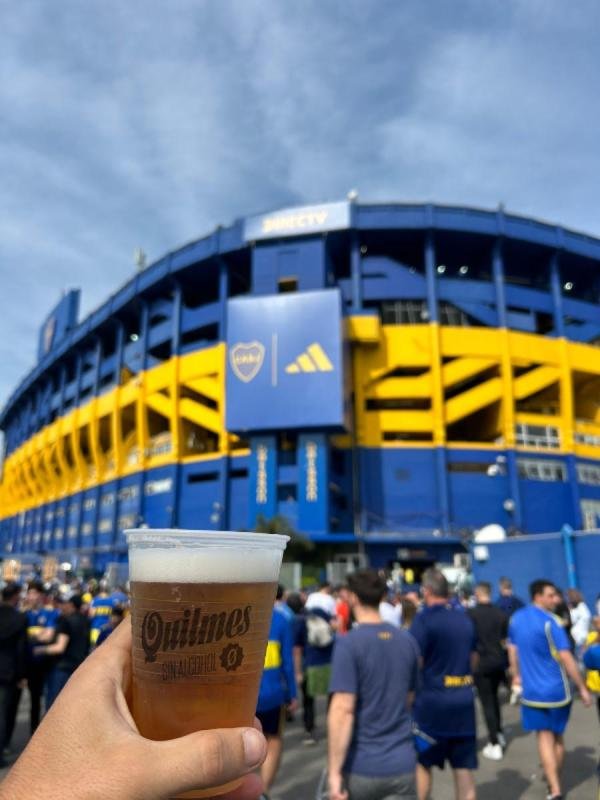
[496,577,525,617]
[36,594,90,708]
[294,596,335,744]
[305,582,337,617]
[95,606,125,647]
[508,579,592,800]
[467,582,508,760]
[410,569,478,800]
[0,583,27,766]
[255,604,297,799]
[328,569,419,800]
[567,588,592,658]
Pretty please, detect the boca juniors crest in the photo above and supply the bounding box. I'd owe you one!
[229,341,265,383]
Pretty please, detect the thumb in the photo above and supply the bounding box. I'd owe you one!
[144,727,267,798]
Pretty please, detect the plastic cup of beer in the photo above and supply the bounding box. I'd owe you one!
[126,529,289,799]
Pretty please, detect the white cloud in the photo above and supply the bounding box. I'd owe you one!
[1,0,600,410]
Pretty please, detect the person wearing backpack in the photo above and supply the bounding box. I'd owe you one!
[294,597,336,745]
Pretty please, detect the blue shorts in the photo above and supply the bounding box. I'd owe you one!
[521,704,571,734]
[417,736,478,770]
[256,705,285,737]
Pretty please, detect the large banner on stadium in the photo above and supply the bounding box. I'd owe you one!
[226,289,347,431]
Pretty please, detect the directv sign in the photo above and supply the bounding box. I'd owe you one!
[244,201,350,242]
[226,290,347,431]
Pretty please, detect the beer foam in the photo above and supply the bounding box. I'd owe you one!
[127,531,286,583]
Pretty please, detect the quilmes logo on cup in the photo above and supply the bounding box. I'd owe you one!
[229,341,265,383]
[141,606,251,674]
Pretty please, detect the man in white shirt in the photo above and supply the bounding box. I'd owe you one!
[305,582,337,617]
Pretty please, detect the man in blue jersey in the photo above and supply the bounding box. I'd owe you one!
[89,581,116,646]
[24,581,59,732]
[410,568,477,800]
[256,602,297,800]
[508,579,592,800]
[328,568,419,800]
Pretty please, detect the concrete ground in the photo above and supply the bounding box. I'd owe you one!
[273,696,599,800]
[0,691,597,799]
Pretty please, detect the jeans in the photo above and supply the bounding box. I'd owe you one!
[46,667,72,709]
[345,772,417,800]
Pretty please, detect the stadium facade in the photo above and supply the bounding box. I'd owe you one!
[2,200,600,575]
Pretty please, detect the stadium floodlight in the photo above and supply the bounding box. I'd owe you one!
[134,247,147,270]
[347,189,359,201]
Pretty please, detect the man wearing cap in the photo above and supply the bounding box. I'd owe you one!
[35,594,90,708]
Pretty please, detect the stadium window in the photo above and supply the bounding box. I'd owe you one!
[581,499,600,531]
[576,463,600,486]
[187,471,219,484]
[515,423,560,450]
[517,458,567,481]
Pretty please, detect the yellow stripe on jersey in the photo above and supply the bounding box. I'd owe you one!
[264,640,282,670]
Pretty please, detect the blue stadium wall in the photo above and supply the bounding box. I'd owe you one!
[2,201,600,573]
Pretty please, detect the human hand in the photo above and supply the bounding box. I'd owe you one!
[0,619,267,800]
[287,698,298,714]
[328,770,348,800]
[579,685,593,708]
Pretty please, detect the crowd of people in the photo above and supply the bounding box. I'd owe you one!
[258,572,600,800]
[0,570,599,799]
[0,576,127,764]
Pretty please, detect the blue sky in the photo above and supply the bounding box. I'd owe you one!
[2,0,600,408]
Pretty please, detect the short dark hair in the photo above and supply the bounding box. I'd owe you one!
[276,584,285,601]
[2,582,22,602]
[286,592,303,615]
[529,579,556,600]
[499,577,512,590]
[28,580,45,594]
[476,581,492,596]
[347,569,387,609]
[422,568,449,599]
[69,594,83,611]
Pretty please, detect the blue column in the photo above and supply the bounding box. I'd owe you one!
[171,282,182,354]
[549,251,565,337]
[424,227,439,323]
[114,322,125,384]
[561,524,578,589]
[298,433,329,533]
[492,238,507,328]
[93,338,102,395]
[248,436,278,527]
[218,257,229,340]
[424,227,450,533]
[492,234,522,530]
[350,198,362,311]
[170,283,182,529]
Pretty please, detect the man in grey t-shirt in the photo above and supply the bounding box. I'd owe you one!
[328,569,420,800]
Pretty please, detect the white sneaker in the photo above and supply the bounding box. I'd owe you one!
[497,732,507,748]
[482,743,503,761]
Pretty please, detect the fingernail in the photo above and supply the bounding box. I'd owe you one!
[243,728,265,767]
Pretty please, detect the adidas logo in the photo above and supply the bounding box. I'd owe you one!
[285,343,334,374]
